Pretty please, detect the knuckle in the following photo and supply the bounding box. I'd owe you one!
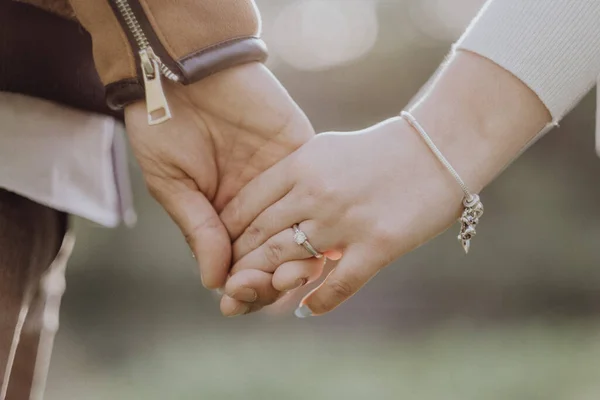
[263,240,284,268]
[244,224,264,249]
[318,184,338,204]
[302,184,319,202]
[184,214,222,245]
[327,277,355,300]
[309,277,355,315]
[303,179,330,202]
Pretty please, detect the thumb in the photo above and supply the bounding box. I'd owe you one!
[153,184,231,289]
[294,247,382,318]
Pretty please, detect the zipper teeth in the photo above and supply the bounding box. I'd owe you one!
[114,0,180,82]
[158,64,180,82]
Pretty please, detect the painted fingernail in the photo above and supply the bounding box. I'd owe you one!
[232,288,258,303]
[289,278,308,291]
[228,303,250,317]
[294,304,313,318]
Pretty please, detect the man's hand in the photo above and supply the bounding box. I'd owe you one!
[125,62,315,290]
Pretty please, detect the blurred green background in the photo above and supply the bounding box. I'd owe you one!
[47,1,600,399]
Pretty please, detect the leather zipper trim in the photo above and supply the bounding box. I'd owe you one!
[108,0,184,83]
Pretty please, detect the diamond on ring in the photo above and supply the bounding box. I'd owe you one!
[293,231,307,245]
[292,224,324,259]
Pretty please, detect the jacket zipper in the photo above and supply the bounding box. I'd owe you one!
[114,0,180,125]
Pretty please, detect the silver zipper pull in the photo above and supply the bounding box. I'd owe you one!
[139,48,172,125]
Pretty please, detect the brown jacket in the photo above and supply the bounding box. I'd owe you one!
[19,0,267,122]
[1,1,119,117]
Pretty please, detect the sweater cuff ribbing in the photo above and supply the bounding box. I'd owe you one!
[455,0,600,122]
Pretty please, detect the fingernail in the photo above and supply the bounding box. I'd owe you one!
[294,304,313,318]
[289,278,308,291]
[215,287,225,295]
[232,288,258,303]
[228,303,250,317]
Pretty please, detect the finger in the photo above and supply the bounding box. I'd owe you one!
[231,222,335,275]
[220,160,294,241]
[224,269,282,307]
[323,250,343,261]
[295,247,383,317]
[232,191,308,262]
[220,295,263,317]
[262,258,339,315]
[154,186,231,290]
[272,258,326,292]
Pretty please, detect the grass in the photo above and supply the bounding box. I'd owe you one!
[46,320,600,400]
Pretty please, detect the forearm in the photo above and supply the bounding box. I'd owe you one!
[457,0,600,122]
[408,50,551,194]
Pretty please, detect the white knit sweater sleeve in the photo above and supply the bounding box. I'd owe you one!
[456,0,600,122]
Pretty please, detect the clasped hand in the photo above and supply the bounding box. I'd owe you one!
[126,62,464,318]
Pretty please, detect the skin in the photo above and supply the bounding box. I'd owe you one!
[219,51,551,317]
[125,62,315,292]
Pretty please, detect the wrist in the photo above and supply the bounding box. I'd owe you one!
[70,0,266,112]
[409,50,551,193]
[126,62,314,141]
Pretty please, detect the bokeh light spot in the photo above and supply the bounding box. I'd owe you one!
[271,0,379,71]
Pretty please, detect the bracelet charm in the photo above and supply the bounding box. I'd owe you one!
[458,195,484,254]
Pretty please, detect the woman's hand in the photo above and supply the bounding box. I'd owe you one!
[218,51,551,317]
[219,117,467,316]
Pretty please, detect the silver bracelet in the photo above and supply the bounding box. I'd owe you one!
[400,111,484,254]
